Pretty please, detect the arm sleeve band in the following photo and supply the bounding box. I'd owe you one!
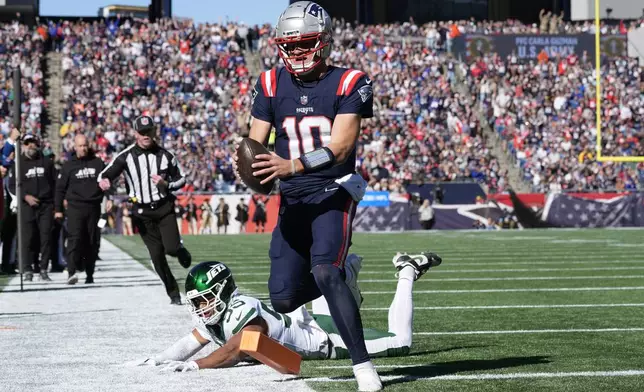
[298,147,335,173]
[152,332,205,363]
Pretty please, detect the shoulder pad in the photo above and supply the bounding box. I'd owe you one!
[222,296,261,338]
[259,69,278,97]
[336,69,365,96]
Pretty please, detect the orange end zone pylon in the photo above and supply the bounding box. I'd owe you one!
[240,330,302,375]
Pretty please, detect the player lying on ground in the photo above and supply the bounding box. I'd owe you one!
[125,251,441,373]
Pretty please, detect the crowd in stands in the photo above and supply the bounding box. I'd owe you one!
[0,14,640,195]
[467,49,642,192]
[0,20,46,143]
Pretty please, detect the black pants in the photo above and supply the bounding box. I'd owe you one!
[421,218,435,230]
[1,211,17,271]
[66,202,101,277]
[50,218,65,270]
[20,202,54,273]
[132,200,182,299]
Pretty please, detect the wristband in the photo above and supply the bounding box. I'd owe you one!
[299,147,335,173]
[290,159,296,175]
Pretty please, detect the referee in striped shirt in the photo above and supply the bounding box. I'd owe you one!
[98,115,192,305]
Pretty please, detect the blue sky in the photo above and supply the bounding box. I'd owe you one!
[40,0,287,26]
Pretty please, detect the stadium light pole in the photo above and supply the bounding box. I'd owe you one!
[13,68,23,292]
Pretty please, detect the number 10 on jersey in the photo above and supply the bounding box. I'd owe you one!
[282,116,332,159]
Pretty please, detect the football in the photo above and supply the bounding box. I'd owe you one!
[236,138,276,195]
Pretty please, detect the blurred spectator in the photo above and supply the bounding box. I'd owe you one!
[418,199,434,230]
[235,197,248,232]
[215,197,229,234]
[200,199,214,234]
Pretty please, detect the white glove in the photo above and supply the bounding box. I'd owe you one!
[160,360,199,372]
[9,197,16,214]
[124,357,159,367]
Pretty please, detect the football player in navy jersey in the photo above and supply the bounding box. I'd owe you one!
[232,1,380,390]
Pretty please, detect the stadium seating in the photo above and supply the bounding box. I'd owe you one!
[0,17,641,194]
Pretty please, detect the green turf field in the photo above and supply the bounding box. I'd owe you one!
[107,229,644,391]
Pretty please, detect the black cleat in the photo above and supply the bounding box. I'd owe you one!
[39,272,53,282]
[24,272,34,282]
[85,276,94,284]
[170,297,182,305]
[177,247,192,269]
[392,251,442,281]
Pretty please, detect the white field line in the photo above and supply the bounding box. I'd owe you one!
[360,286,644,294]
[360,303,644,311]
[219,255,644,264]
[306,370,644,382]
[414,328,644,336]
[249,286,644,295]
[232,266,644,275]
[240,275,644,285]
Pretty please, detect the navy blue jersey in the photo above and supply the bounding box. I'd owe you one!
[251,66,373,200]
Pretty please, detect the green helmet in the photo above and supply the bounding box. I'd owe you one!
[185,261,237,325]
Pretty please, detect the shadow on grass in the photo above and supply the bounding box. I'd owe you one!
[381,356,552,387]
[283,356,551,384]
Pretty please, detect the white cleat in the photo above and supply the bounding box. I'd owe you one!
[67,274,78,285]
[354,366,383,391]
[392,251,442,281]
[345,253,364,308]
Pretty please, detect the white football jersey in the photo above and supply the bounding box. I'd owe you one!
[197,295,330,360]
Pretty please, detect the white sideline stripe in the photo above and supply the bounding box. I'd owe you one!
[360,303,644,311]
[360,286,644,294]
[239,275,644,285]
[414,328,644,336]
[307,370,644,381]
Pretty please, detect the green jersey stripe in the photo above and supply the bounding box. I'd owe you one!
[232,308,258,335]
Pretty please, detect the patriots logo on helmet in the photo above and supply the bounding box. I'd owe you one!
[300,95,308,105]
[307,3,322,17]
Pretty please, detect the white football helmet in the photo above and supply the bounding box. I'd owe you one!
[274,1,333,75]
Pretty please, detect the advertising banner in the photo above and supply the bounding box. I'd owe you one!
[358,191,390,207]
[453,34,628,61]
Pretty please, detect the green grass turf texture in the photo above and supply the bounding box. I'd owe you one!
[107,228,644,391]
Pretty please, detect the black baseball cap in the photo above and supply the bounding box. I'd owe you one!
[22,134,38,144]
[133,115,156,134]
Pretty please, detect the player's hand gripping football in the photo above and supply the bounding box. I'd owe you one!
[251,153,294,184]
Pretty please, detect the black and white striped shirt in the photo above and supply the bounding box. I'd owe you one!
[98,143,186,204]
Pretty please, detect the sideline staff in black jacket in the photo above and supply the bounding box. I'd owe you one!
[8,134,56,282]
[55,134,108,285]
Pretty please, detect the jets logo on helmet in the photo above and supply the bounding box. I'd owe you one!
[185,261,237,325]
[205,263,227,284]
[274,1,332,75]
